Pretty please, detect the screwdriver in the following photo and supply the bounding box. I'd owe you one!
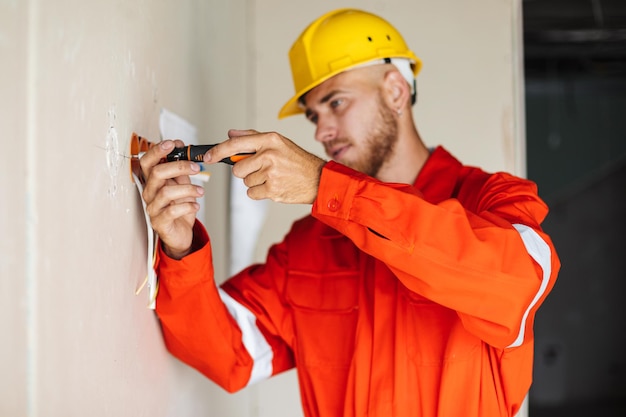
[165,144,254,165]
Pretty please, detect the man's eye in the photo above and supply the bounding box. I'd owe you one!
[307,114,318,124]
[330,98,344,109]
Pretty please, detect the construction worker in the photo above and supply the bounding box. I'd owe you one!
[140,8,560,417]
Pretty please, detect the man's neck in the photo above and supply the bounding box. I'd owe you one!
[377,126,429,184]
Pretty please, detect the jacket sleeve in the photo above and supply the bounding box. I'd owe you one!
[155,221,294,393]
[312,161,560,349]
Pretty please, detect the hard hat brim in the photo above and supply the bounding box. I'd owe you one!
[278,56,422,119]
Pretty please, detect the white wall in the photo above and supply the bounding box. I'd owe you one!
[1,0,526,416]
[0,0,242,415]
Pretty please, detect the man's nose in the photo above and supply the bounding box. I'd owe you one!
[314,117,337,143]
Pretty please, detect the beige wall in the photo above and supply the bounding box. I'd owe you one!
[1,0,526,416]
[1,0,242,415]
[1,0,28,413]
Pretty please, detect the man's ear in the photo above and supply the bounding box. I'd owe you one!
[383,69,411,111]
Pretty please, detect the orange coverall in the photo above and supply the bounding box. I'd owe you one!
[155,146,560,417]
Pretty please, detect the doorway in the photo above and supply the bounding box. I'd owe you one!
[523,0,626,415]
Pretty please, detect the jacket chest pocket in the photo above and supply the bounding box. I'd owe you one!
[285,271,359,367]
[286,270,359,312]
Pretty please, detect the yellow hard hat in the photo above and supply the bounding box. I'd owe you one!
[278,8,422,119]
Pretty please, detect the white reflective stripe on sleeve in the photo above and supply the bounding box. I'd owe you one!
[508,224,553,348]
[218,288,273,385]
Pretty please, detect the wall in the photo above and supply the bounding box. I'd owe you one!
[1,0,245,415]
[1,0,527,416]
[1,0,28,413]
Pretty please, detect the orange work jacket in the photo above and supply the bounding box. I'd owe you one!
[155,146,560,417]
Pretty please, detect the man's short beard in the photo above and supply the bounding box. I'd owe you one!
[359,95,399,178]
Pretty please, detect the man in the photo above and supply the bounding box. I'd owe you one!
[140,8,560,417]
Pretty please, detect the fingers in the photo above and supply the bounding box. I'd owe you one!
[136,138,208,257]
[203,130,261,165]
[142,160,200,205]
[139,139,189,178]
[232,132,325,203]
[228,129,258,138]
[243,155,324,204]
[201,129,325,204]
[144,182,204,218]
[139,140,174,180]
[149,198,199,259]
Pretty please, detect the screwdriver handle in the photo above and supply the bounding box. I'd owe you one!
[166,145,254,165]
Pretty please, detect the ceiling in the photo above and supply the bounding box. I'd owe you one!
[523,0,626,73]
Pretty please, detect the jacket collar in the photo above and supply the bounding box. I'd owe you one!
[413,146,463,203]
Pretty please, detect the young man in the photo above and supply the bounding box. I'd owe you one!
[140,8,560,417]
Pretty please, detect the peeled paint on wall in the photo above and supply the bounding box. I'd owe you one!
[105,106,124,197]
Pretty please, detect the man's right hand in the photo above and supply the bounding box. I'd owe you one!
[139,140,205,259]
